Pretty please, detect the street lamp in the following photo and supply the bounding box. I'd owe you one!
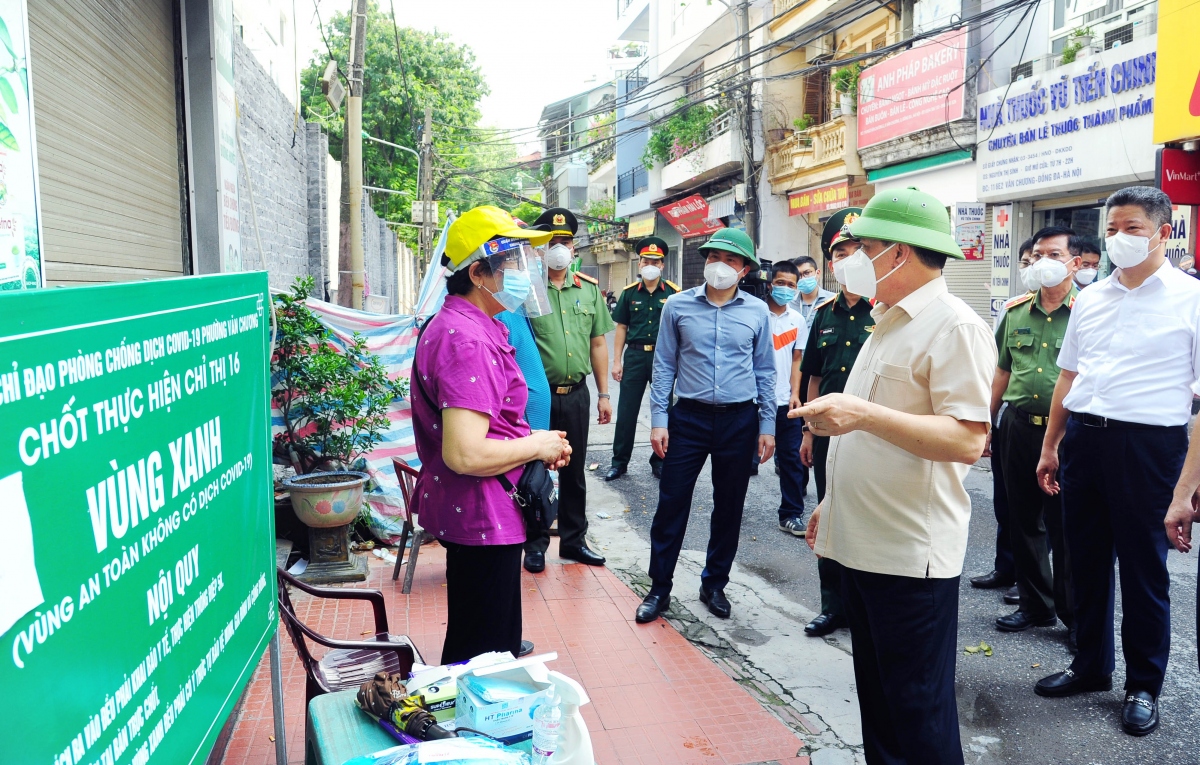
[361,131,420,200]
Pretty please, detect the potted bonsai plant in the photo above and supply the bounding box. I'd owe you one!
[272,276,395,581]
[832,63,861,116]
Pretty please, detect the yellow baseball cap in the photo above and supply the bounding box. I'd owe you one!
[445,205,553,271]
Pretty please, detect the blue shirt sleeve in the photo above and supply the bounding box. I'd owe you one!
[650,296,680,429]
[496,312,551,430]
[753,305,777,436]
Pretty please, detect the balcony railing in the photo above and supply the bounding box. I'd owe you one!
[588,140,616,172]
[670,109,735,163]
[766,116,859,185]
[617,167,649,201]
[623,58,648,99]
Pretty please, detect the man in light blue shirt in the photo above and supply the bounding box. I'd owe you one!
[792,255,836,330]
[635,228,776,624]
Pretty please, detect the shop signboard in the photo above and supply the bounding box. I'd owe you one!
[976,35,1157,203]
[953,202,986,260]
[658,194,725,238]
[788,180,873,216]
[1167,204,1194,265]
[857,30,967,149]
[627,211,656,239]
[1157,148,1200,205]
[1152,0,1200,144]
[990,204,1014,318]
[215,0,241,272]
[0,0,42,290]
[0,274,276,765]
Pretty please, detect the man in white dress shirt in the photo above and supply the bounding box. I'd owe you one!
[1033,186,1200,737]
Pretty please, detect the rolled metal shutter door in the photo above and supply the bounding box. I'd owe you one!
[29,0,185,285]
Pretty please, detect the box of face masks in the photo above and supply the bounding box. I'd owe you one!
[454,653,556,743]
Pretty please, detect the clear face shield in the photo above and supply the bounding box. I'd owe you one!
[470,237,551,317]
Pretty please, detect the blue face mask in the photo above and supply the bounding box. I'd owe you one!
[492,269,532,313]
[771,286,798,305]
[796,276,818,295]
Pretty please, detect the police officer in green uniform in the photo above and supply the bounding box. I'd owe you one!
[798,207,874,637]
[992,226,1079,643]
[605,237,680,482]
[525,207,615,573]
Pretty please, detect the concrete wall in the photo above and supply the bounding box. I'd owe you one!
[234,34,311,290]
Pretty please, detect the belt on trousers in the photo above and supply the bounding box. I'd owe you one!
[677,398,755,414]
[551,381,585,395]
[1011,405,1049,427]
[631,343,655,352]
[1070,412,1167,430]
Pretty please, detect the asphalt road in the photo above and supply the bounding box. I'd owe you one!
[584,336,1200,764]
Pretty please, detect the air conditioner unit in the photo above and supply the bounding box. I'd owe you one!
[805,33,835,63]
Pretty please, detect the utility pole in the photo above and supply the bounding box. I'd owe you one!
[900,0,915,40]
[346,0,368,309]
[737,0,757,247]
[418,101,434,279]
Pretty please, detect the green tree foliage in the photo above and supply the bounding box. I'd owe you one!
[642,99,719,169]
[300,3,522,235]
[510,202,543,225]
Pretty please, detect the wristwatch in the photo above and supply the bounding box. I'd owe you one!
[597,393,610,399]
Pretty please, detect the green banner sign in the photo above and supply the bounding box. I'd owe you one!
[0,273,276,765]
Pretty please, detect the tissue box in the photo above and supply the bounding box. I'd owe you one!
[406,652,514,722]
[453,654,554,744]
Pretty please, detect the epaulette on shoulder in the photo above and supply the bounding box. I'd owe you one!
[664,280,681,291]
[623,281,639,290]
[1004,292,1035,309]
[1068,294,1077,309]
[577,272,598,285]
[815,295,837,311]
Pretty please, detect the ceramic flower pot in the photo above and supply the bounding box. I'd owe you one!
[284,470,369,529]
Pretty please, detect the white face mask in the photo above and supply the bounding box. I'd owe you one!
[1075,267,1098,285]
[640,264,662,282]
[544,243,573,271]
[841,243,900,299]
[832,258,850,285]
[1105,231,1161,269]
[1030,257,1070,288]
[1019,264,1040,292]
[703,261,742,290]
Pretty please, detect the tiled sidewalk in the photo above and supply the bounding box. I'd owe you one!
[222,544,807,765]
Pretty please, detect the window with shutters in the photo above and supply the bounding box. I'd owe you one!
[872,34,887,50]
[685,64,704,102]
[802,69,831,125]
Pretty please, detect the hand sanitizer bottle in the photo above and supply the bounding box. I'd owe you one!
[532,687,562,764]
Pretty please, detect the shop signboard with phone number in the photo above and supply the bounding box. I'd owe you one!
[0,273,275,765]
[976,35,1157,203]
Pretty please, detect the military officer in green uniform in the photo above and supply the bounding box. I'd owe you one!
[798,207,874,638]
[991,226,1079,644]
[605,237,680,482]
[525,207,616,573]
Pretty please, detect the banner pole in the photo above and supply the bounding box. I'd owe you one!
[269,629,288,765]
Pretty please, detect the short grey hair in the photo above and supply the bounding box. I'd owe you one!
[1106,186,1172,229]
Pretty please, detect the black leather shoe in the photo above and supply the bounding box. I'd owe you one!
[651,462,663,479]
[1122,691,1159,736]
[996,611,1058,632]
[518,640,534,657]
[1003,585,1020,605]
[635,594,668,623]
[970,570,1015,589]
[699,587,731,619]
[804,612,845,637]
[559,544,606,566]
[523,551,545,574]
[603,465,626,481]
[1035,669,1113,698]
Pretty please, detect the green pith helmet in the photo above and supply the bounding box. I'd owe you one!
[699,228,758,266]
[848,186,964,259]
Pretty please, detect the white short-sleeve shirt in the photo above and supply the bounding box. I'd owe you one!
[768,306,807,406]
[1058,260,1200,427]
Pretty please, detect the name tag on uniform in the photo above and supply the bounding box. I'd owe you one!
[1015,327,1032,335]
[820,328,834,335]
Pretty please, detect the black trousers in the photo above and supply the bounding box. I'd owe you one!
[841,566,963,765]
[611,347,663,471]
[647,399,757,598]
[989,421,1015,581]
[1062,418,1187,695]
[526,384,590,554]
[440,541,523,665]
[1000,407,1072,624]
[812,434,844,617]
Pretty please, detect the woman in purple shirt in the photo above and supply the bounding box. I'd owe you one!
[411,206,571,664]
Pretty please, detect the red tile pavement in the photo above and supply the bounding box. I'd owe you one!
[221,543,808,765]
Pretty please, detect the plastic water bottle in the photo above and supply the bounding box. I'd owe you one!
[531,688,561,764]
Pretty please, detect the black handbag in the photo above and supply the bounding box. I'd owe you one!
[411,318,559,532]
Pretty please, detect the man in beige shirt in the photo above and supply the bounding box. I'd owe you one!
[791,187,996,765]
